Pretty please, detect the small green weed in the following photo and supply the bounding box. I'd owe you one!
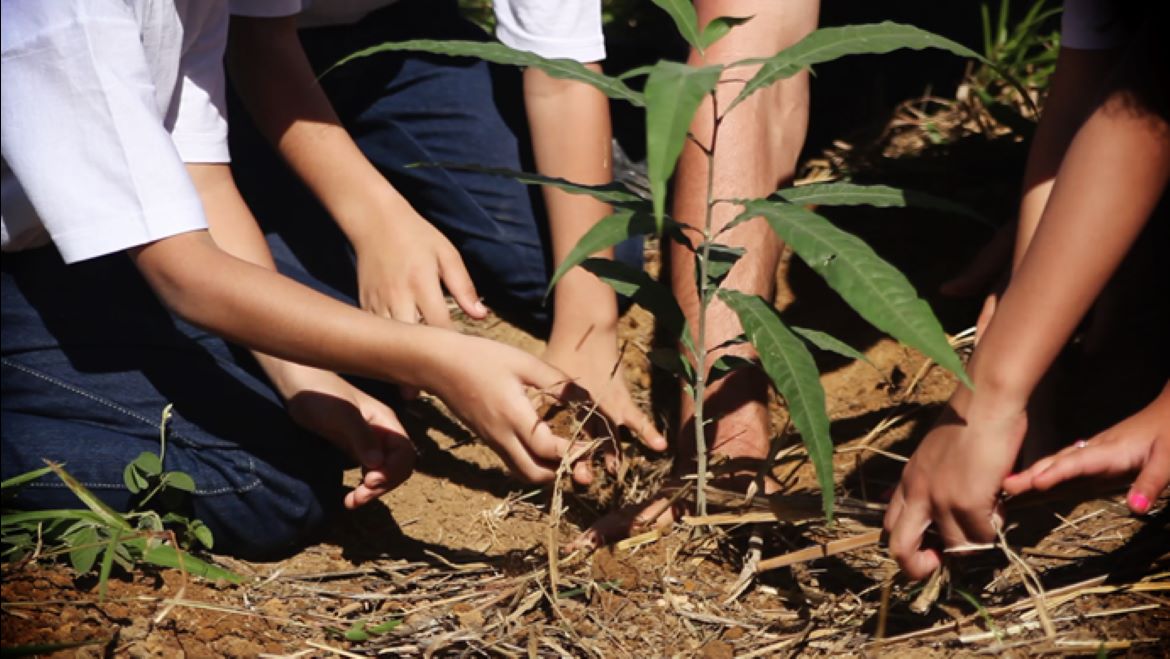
[1,405,241,597]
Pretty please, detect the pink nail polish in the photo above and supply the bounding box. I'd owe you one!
[1128,491,1151,514]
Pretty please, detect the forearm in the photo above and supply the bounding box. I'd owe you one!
[1013,47,1120,269]
[523,66,620,336]
[226,16,414,245]
[186,163,340,398]
[130,230,447,391]
[970,91,1170,409]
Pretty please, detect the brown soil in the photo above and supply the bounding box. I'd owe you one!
[5,108,1170,658]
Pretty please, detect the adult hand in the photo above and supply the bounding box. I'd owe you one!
[1003,387,1170,514]
[421,333,596,485]
[354,211,487,329]
[282,369,416,509]
[884,395,1027,580]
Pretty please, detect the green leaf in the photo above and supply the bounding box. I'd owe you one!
[707,355,755,385]
[728,22,984,112]
[44,462,132,531]
[580,259,691,351]
[698,243,745,289]
[717,289,835,519]
[791,326,880,373]
[700,16,753,50]
[1,466,54,490]
[369,619,403,635]
[191,520,214,550]
[644,61,722,232]
[122,464,147,493]
[328,40,645,107]
[345,621,370,642]
[741,200,970,386]
[131,452,163,476]
[97,528,121,601]
[1,509,103,528]
[68,526,100,574]
[549,210,650,294]
[407,162,649,208]
[773,182,991,226]
[650,0,701,52]
[162,471,196,493]
[126,539,243,583]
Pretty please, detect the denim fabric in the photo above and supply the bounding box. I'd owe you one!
[0,246,349,560]
[229,0,641,332]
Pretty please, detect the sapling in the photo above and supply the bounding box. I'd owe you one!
[333,0,999,520]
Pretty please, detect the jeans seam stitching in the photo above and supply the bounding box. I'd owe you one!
[2,359,263,495]
[2,358,197,443]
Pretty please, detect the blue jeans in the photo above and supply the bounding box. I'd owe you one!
[1,246,349,560]
[230,0,640,331]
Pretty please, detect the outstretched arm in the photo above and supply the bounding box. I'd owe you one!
[226,15,486,328]
[887,68,1170,579]
[523,66,665,453]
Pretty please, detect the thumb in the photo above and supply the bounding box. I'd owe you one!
[1128,436,1170,514]
[439,250,488,319]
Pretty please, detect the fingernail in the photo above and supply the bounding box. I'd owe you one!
[1128,491,1151,514]
[474,301,489,316]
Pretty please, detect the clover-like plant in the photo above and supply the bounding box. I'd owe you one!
[334,0,997,520]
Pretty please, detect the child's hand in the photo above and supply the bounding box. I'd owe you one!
[544,326,667,472]
[281,369,417,509]
[421,333,596,485]
[884,395,1027,580]
[1003,387,1170,514]
[353,209,487,329]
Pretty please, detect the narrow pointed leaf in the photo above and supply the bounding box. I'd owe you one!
[728,22,984,112]
[700,16,753,50]
[97,528,121,601]
[1,466,53,490]
[698,243,745,289]
[742,200,971,386]
[650,0,703,52]
[124,538,244,583]
[580,258,694,354]
[409,162,648,208]
[548,209,690,295]
[791,326,882,375]
[45,462,132,531]
[707,355,755,385]
[329,40,645,107]
[773,182,991,226]
[717,289,835,519]
[645,62,722,232]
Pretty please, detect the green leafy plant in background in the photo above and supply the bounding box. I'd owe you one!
[1,405,240,597]
[333,0,990,520]
[963,0,1060,132]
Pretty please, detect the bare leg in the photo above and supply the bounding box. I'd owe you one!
[579,0,818,546]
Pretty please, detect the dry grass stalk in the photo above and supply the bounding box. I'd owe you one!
[756,530,882,573]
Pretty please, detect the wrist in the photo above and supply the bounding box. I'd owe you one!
[334,187,417,247]
[550,270,619,333]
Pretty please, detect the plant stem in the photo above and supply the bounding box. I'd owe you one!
[692,90,722,518]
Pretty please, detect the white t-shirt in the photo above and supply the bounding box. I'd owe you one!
[1,0,231,263]
[1062,0,1128,50]
[232,0,605,62]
